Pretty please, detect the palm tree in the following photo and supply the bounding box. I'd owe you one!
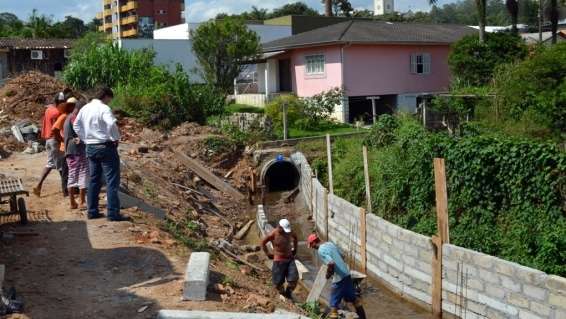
[429,0,487,43]
[325,0,333,16]
[506,0,519,34]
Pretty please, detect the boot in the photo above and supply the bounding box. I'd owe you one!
[355,306,367,319]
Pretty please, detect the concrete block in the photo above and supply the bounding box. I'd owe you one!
[507,292,530,308]
[403,243,419,257]
[418,249,433,261]
[515,266,547,286]
[554,309,566,319]
[494,260,516,277]
[479,269,500,285]
[549,293,566,309]
[478,293,519,316]
[523,284,547,301]
[486,308,510,319]
[518,310,544,319]
[383,255,402,271]
[474,254,495,269]
[467,300,487,316]
[401,254,416,267]
[484,283,506,299]
[546,275,566,292]
[404,265,431,283]
[501,275,522,292]
[529,301,551,317]
[468,278,485,292]
[183,252,210,301]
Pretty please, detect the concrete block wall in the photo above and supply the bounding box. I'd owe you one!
[443,244,566,319]
[291,151,566,318]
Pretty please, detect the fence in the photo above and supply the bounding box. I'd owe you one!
[291,151,566,319]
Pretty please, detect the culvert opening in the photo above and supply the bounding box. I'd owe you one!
[262,160,300,192]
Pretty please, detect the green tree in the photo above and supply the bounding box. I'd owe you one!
[0,12,24,37]
[321,0,353,16]
[449,33,528,86]
[191,18,261,95]
[52,16,88,38]
[271,2,320,17]
[26,9,54,38]
[70,31,109,57]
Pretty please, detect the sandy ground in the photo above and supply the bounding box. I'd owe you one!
[0,152,295,319]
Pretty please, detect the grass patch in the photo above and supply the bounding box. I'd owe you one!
[226,103,265,114]
[276,122,365,139]
[164,219,209,251]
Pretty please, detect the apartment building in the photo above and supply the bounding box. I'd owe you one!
[97,0,185,39]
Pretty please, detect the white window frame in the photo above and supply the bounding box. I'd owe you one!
[305,54,325,76]
[30,50,43,60]
[410,53,431,75]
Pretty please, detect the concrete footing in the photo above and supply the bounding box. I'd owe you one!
[182,252,210,301]
[157,310,309,319]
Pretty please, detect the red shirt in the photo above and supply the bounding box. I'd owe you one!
[41,105,61,140]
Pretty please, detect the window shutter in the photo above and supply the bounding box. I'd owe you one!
[410,54,417,74]
[423,53,431,74]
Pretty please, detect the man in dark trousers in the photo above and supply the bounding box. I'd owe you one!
[261,219,299,300]
[307,233,367,319]
[73,87,125,221]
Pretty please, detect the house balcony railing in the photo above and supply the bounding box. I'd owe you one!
[103,9,112,17]
[121,15,138,26]
[234,92,287,108]
[120,1,138,13]
[121,29,138,38]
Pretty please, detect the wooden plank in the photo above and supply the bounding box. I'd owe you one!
[359,208,367,274]
[431,235,443,318]
[324,188,329,240]
[362,146,372,215]
[434,158,450,244]
[172,149,245,201]
[326,134,334,194]
[306,264,328,303]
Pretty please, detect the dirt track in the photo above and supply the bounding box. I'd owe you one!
[0,152,294,318]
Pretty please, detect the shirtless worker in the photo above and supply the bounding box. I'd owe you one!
[261,219,299,300]
[307,233,367,319]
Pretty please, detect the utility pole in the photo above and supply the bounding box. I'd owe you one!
[539,0,544,43]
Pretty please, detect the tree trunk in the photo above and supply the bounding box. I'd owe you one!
[325,0,333,16]
[506,0,519,34]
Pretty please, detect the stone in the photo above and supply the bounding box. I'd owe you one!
[479,269,500,285]
[478,293,519,316]
[501,275,521,292]
[243,253,261,264]
[518,310,544,319]
[529,301,551,317]
[183,252,210,301]
[494,261,516,277]
[484,283,506,299]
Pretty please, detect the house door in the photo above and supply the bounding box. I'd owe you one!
[279,59,292,92]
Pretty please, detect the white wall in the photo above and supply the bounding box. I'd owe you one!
[153,23,292,44]
[118,39,203,83]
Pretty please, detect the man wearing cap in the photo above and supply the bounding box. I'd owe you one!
[260,219,299,300]
[307,233,367,319]
[33,92,69,197]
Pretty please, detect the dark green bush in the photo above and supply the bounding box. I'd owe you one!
[449,33,528,86]
[330,117,566,275]
[493,42,566,136]
[191,84,226,117]
[364,114,399,148]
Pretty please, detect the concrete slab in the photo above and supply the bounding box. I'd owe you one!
[157,310,309,319]
[182,252,210,301]
[118,191,166,220]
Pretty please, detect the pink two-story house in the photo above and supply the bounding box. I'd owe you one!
[243,20,475,123]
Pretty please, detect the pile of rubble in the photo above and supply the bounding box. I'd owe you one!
[0,71,71,125]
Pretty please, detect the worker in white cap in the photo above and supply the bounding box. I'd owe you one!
[261,218,299,300]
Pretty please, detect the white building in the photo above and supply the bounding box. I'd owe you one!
[374,0,394,15]
[119,23,292,83]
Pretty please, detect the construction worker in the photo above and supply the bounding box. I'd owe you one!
[307,233,367,319]
[261,219,299,300]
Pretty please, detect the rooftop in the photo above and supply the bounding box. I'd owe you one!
[0,38,74,50]
[262,20,477,52]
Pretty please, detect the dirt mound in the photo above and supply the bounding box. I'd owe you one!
[0,71,71,125]
[170,122,218,137]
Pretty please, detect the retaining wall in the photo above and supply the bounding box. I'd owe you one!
[291,152,566,319]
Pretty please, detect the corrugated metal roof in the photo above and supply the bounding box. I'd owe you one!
[0,38,74,49]
[262,20,477,52]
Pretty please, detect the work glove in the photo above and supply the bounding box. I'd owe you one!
[325,263,335,280]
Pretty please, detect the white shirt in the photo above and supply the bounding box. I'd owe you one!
[73,99,120,145]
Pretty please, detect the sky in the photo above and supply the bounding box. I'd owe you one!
[1,0,455,22]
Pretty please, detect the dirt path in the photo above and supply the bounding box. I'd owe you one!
[0,153,289,319]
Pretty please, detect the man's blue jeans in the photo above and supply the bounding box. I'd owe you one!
[86,143,120,219]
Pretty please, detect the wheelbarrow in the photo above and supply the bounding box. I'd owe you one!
[0,178,28,225]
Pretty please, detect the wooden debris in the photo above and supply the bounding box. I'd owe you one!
[172,149,245,201]
[234,220,255,240]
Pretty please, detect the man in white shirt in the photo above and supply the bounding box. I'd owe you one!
[73,87,125,221]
